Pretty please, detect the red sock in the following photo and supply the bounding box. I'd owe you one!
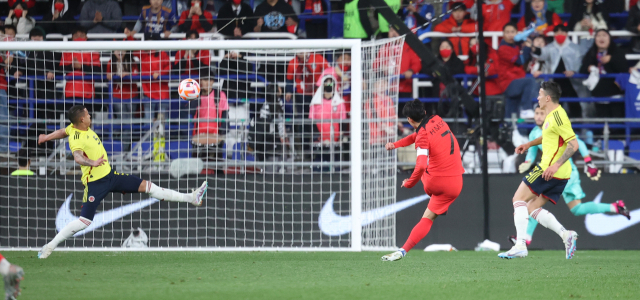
[402,218,433,252]
[0,253,3,261]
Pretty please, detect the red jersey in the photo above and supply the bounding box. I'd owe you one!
[394,115,464,188]
[286,54,329,95]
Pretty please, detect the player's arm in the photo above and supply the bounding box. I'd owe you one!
[402,150,428,189]
[542,138,578,180]
[577,137,601,180]
[72,150,107,167]
[386,132,416,150]
[515,136,542,154]
[38,128,68,144]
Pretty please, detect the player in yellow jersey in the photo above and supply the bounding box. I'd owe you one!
[498,81,579,260]
[36,105,208,259]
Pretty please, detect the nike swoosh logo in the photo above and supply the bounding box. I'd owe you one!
[319,193,430,236]
[56,194,159,237]
[584,191,639,236]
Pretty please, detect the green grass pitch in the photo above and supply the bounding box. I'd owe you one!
[3,250,639,299]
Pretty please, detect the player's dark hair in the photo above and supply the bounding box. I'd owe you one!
[68,105,87,125]
[534,103,540,110]
[17,149,29,168]
[540,81,561,103]
[72,26,87,36]
[402,99,427,123]
[503,22,517,32]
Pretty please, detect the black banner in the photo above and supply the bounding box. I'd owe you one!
[396,173,640,250]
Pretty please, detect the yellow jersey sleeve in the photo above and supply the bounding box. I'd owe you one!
[66,124,84,153]
[551,109,576,143]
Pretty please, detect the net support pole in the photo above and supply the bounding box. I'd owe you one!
[477,0,491,241]
[350,41,363,251]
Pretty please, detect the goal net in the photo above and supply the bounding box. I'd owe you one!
[0,36,404,250]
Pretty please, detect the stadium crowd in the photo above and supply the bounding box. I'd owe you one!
[0,0,638,169]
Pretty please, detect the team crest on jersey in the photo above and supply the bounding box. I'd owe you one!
[544,121,550,129]
[89,196,95,202]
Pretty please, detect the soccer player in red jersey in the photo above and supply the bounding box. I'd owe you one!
[381,99,465,261]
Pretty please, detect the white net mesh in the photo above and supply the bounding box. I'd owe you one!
[0,37,403,250]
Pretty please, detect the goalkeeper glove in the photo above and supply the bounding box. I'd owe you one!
[518,161,532,174]
[583,157,601,181]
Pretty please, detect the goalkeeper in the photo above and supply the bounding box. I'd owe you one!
[36,105,208,259]
[511,105,630,246]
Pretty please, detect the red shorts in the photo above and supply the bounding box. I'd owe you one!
[421,174,463,215]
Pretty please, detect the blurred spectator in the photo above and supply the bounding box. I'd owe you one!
[253,0,299,33]
[107,50,140,119]
[177,0,214,33]
[387,27,421,98]
[471,0,520,32]
[285,51,329,118]
[498,23,537,119]
[251,84,288,162]
[368,79,402,145]
[304,0,328,38]
[7,0,35,11]
[527,35,546,76]
[137,38,172,120]
[517,0,562,35]
[626,1,640,53]
[123,0,147,28]
[569,0,608,31]
[377,0,401,37]
[43,0,76,35]
[546,0,565,13]
[173,30,210,76]
[5,1,36,35]
[425,39,465,97]
[126,0,177,40]
[0,51,7,156]
[219,51,252,99]
[579,29,626,118]
[11,149,34,176]
[10,28,61,118]
[164,0,190,17]
[343,0,373,39]
[309,73,347,143]
[60,27,102,101]
[216,0,253,37]
[3,25,16,38]
[531,25,589,118]
[400,0,435,45]
[333,51,351,110]
[80,0,122,34]
[465,37,502,96]
[434,3,476,56]
[192,75,228,146]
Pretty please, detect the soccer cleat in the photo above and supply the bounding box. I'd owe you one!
[381,249,406,261]
[191,181,208,207]
[508,236,531,246]
[4,264,24,300]
[37,243,54,259]
[562,230,578,259]
[614,200,631,220]
[498,245,528,259]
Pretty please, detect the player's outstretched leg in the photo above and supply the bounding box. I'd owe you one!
[144,180,208,207]
[570,201,630,220]
[1,253,24,300]
[531,207,578,259]
[39,217,92,259]
[498,201,529,259]
[382,217,434,261]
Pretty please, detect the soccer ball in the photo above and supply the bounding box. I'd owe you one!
[178,79,200,101]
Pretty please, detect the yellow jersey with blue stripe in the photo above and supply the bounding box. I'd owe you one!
[540,106,576,179]
[65,124,111,184]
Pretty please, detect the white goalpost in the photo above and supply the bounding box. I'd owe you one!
[0,37,404,251]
